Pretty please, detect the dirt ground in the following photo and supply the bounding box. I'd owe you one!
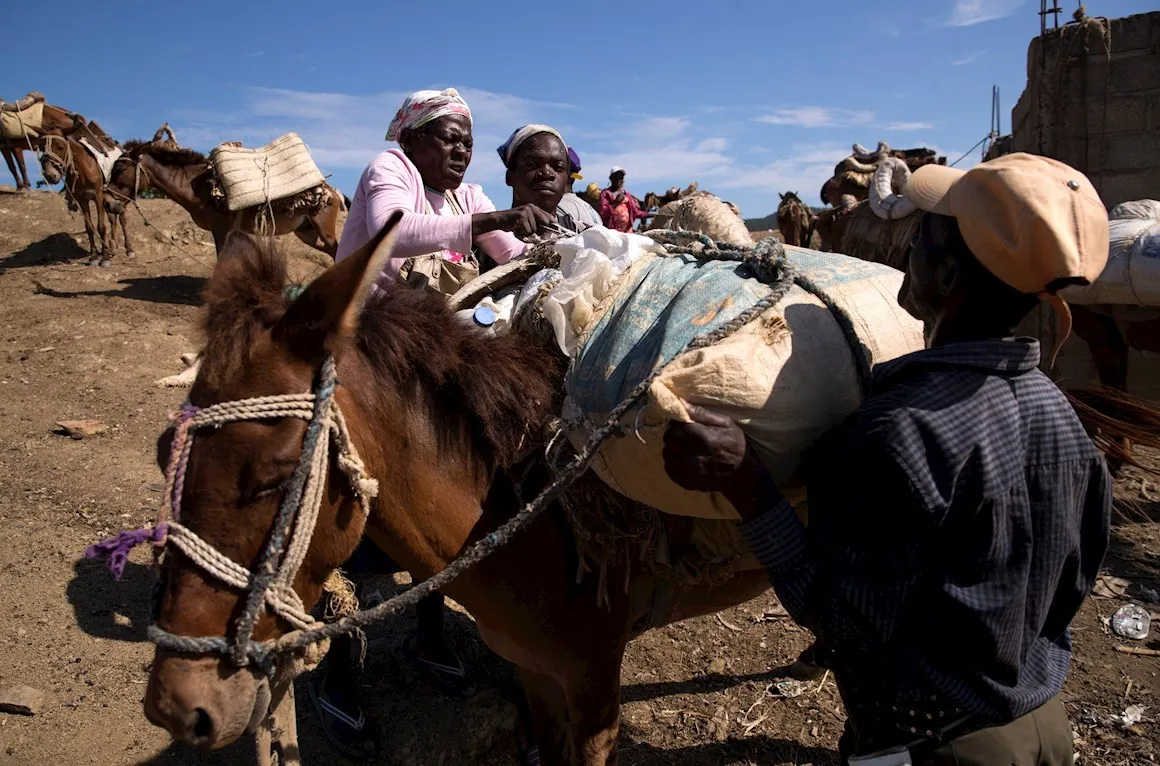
[0,187,1157,766]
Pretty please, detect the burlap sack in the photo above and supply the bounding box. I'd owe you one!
[0,102,44,140]
[650,193,754,246]
[566,246,924,520]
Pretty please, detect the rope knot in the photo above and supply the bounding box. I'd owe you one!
[355,476,379,498]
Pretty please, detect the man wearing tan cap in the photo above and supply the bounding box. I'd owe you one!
[659,153,1112,764]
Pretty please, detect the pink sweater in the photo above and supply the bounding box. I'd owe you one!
[335,148,527,288]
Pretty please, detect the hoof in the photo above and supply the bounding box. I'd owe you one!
[87,256,102,266]
[125,250,136,259]
[99,258,112,268]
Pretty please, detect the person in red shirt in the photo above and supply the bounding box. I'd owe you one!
[599,167,650,231]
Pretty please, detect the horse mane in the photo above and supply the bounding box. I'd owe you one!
[199,237,562,467]
[199,238,291,386]
[358,292,562,465]
[137,142,209,166]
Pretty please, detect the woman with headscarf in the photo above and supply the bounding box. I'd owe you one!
[600,166,650,232]
[315,88,538,760]
[496,124,600,234]
[336,88,553,295]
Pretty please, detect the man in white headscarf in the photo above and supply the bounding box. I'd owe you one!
[497,124,600,233]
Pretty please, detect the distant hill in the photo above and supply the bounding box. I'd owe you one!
[745,207,827,233]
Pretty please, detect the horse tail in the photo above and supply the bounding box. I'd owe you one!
[1065,386,1160,471]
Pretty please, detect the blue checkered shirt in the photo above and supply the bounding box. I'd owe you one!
[740,338,1111,730]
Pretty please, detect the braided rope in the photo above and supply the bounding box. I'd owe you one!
[228,358,338,665]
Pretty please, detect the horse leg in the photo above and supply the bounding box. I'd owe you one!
[517,668,570,765]
[78,198,101,265]
[564,654,625,765]
[96,187,113,266]
[1,147,23,190]
[117,210,135,258]
[14,148,31,190]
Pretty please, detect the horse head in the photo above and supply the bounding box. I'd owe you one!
[38,137,69,185]
[143,215,404,749]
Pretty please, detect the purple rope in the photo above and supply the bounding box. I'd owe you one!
[84,523,169,581]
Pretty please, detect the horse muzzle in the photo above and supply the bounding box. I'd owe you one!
[39,159,62,185]
[144,651,269,750]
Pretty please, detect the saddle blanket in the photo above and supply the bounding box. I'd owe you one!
[79,137,124,184]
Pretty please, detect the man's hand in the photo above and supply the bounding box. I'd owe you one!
[662,404,750,493]
[474,205,554,238]
[662,405,783,520]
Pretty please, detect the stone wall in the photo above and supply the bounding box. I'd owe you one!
[1010,11,1160,208]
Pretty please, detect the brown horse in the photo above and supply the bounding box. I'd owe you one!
[111,129,343,257]
[1,102,91,190]
[39,135,117,265]
[776,191,812,247]
[142,220,771,764]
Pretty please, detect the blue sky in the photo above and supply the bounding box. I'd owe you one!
[0,0,1146,218]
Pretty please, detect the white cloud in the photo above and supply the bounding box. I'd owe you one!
[166,87,888,213]
[717,143,850,197]
[883,121,936,131]
[755,107,875,129]
[946,0,1023,27]
[951,51,986,66]
[170,85,576,187]
[696,137,729,152]
[627,116,690,139]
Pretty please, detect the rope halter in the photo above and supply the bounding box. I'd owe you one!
[85,356,379,674]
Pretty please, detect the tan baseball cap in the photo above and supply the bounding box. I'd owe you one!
[904,153,1108,295]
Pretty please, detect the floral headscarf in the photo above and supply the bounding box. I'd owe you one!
[386,88,472,142]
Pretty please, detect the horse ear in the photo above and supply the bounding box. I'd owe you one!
[273,211,403,361]
[779,192,785,200]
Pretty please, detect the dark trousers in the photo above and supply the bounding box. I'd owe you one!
[842,698,1074,766]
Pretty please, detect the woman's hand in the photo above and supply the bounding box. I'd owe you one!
[662,404,782,520]
[473,205,554,238]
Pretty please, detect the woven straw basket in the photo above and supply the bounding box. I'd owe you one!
[210,133,325,212]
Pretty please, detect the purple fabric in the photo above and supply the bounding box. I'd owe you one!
[567,146,581,175]
[85,523,169,581]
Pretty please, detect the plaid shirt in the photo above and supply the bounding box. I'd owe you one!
[740,338,1111,737]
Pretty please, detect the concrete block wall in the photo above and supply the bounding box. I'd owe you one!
[1010,11,1160,209]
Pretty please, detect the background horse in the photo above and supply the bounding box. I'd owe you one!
[2,102,92,190]
[38,135,115,265]
[111,127,343,257]
[776,191,812,247]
